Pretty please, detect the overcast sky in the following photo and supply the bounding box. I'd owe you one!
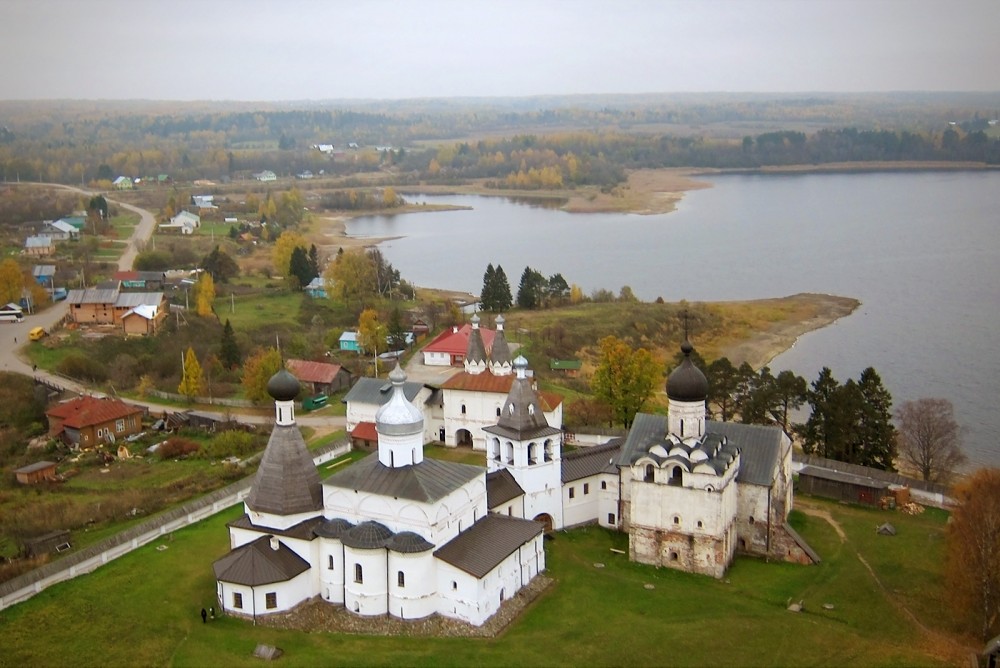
[2,0,997,101]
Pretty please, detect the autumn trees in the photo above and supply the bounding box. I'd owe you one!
[947,468,1000,641]
[591,335,658,428]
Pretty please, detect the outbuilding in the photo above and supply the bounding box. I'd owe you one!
[796,466,890,507]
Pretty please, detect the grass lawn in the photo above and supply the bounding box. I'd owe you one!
[0,495,967,667]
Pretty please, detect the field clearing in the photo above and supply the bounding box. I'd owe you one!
[0,495,970,666]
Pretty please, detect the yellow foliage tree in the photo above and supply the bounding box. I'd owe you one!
[325,250,376,306]
[0,259,24,305]
[177,347,204,401]
[241,347,285,403]
[194,272,215,317]
[272,231,308,277]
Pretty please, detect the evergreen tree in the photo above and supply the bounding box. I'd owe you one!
[516,266,546,309]
[308,244,320,279]
[856,367,897,470]
[201,246,240,283]
[289,245,315,289]
[800,367,840,458]
[177,347,204,401]
[219,319,241,369]
[480,264,497,310]
[494,265,513,311]
[770,370,807,433]
[706,356,740,421]
[387,306,408,351]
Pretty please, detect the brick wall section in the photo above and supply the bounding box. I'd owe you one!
[0,439,351,612]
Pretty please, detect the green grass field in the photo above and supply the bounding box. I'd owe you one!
[0,495,967,667]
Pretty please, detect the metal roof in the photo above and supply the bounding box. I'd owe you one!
[213,535,310,586]
[14,461,57,475]
[798,465,890,490]
[341,520,394,549]
[286,359,344,385]
[228,514,325,540]
[561,440,622,483]
[323,452,482,503]
[486,469,524,507]
[434,514,543,578]
[343,376,426,406]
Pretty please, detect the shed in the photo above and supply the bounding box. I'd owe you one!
[23,529,72,557]
[14,460,58,484]
[339,331,360,352]
[797,466,890,507]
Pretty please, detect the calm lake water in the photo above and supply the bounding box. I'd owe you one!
[346,172,1000,470]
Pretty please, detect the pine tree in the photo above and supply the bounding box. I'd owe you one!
[856,367,897,470]
[177,347,204,401]
[516,266,546,309]
[494,265,513,311]
[308,244,320,279]
[219,319,241,369]
[289,246,315,289]
[480,264,497,311]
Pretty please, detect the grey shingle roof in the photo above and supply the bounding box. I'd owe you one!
[228,514,324,540]
[618,414,784,487]
[323,453,483,503]
[561,440,622,483]
[486,469,524,507]
[213,535,310,586]
[245,424,323,516]
[342,521,394,549]
[434,514,543,578]
[343,377,427,406]
[387,531,435,553]
[312,518,355,539]
[465,318,487,364]
[489,321,512,367]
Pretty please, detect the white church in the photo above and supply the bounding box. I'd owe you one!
[214,320,814,626]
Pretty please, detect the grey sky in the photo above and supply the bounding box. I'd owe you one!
[2,0,997,100]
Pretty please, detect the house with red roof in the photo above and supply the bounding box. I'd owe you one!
[284,359,351,396]
[45,396,145,448]
[421,323,496,366]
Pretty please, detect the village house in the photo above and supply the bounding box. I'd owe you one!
[112,176,133,190]
[339,331,360,352]
[45,396,145,448]
[421,320,497,367]
[66,287,167,334]
[42,220,79,241]
[254,170,277,182]
[113,271,166,291]
[159,210,200,235]
[285,359,351,396]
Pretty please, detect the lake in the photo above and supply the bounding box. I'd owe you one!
[346,171,1000,470]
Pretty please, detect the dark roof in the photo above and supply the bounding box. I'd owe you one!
[245,424,323,516]
[14,461,58,474]
[482,357,561,441]
[618,414,784,487]
[228,514,325,541]
[285,359,345,384]
[434,514,543,578]
[387,531,435,553]
[465,318,488,364]
[666,341,708,402]
[488,319,512,367]
[798,465,890,490]
[549,359,582,371]
[343,376,427,406]
[561,440,622,483]
[323,453,483,503]
[267,369,301,402]
[706,420,785,486]
[486,469,524,507]
[213,535,311,586]
[312,518,355,539]
[342,520,394,549]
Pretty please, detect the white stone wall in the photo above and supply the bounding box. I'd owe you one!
[388,551,437,620]
[343,546,388,616]
[218,568,314,617]
[319,538,346,604]
[442,388,505,450]
[422,351,452,366]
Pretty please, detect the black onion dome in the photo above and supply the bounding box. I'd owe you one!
[267,368,301,402]
[667,340,708,402]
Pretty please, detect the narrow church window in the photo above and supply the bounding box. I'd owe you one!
[355,564,363,584]
[496,407,502,417]
[328,555,334,570]
[670,551,679,561]
[398,571,405,587]
[233,592,243,609]
[669,466,682,486]
[601,481,607,490]
[608,513,616,525]
[461,404,467,414]
[697,520,703,529]
[265,592,277,609]
[452,581,458,591]
[584,483,590,495]
[569,487,575,499]
[673,515,680,525]
[644,464,654,482]
[528,404,534,416]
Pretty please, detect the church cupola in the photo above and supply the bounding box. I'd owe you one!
[376,364,425,468]
[488,314,513,376]
[268,368,301,426]
[666,340,708,439]
[464,313,488,375]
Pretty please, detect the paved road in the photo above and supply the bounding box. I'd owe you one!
[1,182,346,431]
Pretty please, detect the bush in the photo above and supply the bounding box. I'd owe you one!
[56,353,108,383]
[200,431,262,460]
[157,437,200,460]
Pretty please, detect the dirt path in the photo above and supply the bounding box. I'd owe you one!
[797,500,973,663]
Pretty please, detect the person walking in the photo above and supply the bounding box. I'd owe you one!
[200,608,207,624]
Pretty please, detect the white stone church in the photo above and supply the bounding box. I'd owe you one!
[214,322,813,626]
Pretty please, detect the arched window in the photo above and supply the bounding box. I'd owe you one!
[354,563,363,584]
[461,404,467,415]
[528,404,534,416]
[528,442,537,465]
[397,571,405,587]
[644,464,655,482]
[669,466,683,486]
[673,515,680,525]
[496,407,502,417]
[328,555,334,570]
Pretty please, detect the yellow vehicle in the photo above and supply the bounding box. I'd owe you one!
[29,326,46,341]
